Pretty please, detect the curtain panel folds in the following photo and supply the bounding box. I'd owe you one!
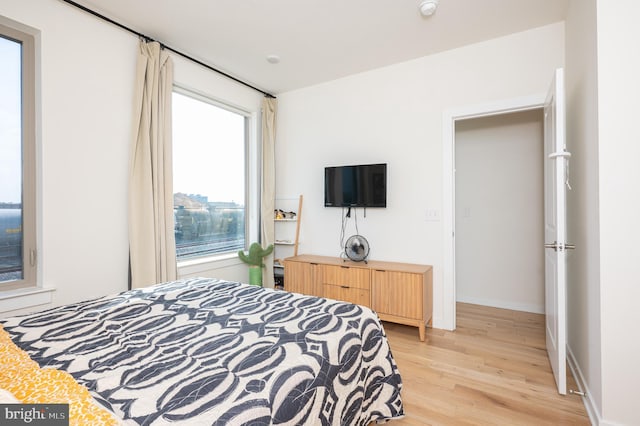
[128,41,177,289]
[261,97,277,288]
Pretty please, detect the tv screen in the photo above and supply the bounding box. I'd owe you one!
[324,163,387,207]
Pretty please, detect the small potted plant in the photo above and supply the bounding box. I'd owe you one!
[237,242,274,286]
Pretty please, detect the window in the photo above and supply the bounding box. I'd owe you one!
[0,19,36,289]
[172,89,248,260]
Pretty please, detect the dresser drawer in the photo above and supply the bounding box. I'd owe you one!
[320,264,370,290]
[323,284,370,307]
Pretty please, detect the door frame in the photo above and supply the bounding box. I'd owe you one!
[441,94,546,331]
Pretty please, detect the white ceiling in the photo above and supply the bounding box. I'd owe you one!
[71,0,569,95]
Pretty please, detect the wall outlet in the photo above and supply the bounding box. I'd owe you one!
[425,208,440,222]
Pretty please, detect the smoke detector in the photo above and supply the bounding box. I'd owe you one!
[419,0,439,17]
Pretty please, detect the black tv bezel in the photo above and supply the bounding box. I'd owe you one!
[324,163,387,208]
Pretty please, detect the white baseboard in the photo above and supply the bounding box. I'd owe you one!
[567,345,613,426]
[456,296,544,314]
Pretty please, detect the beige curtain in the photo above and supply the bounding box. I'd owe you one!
[128,41,177,289]
[261,97,277,288]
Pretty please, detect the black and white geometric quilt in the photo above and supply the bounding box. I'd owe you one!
[1,278,404,425]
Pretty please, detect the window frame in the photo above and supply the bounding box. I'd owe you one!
[172,85,254,263]
[0,17,38,291]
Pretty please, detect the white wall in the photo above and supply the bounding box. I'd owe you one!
[564,0,602,422]
[277,23,565,328]
[0,0,262,316]
[455,110,544,313]
[565,0,640,424]
[596,1,640,424]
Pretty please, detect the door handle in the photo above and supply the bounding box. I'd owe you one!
[545,241,576,251]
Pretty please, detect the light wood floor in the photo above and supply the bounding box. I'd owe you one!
[381,303,590,425]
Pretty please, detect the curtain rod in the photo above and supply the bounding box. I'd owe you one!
[59,0,276,99]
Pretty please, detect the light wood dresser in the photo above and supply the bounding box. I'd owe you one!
[283,254,433,341]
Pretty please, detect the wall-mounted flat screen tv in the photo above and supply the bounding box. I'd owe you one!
[324,163,387,208]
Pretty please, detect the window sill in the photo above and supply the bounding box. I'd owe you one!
[177,252,242,276]
[0,287,56,314]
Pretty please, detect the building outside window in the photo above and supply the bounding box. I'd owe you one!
[172,89,248,260]
[0,20,36,288]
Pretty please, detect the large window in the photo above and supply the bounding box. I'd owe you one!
[0,20,36,288]
[172,90,248,260]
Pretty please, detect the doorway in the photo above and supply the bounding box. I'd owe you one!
[454,110,544,314]
[441,94,547,331]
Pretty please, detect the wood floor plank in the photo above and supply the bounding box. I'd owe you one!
[382,302,590,425]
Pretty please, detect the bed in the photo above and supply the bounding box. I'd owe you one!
[0,278,404,425]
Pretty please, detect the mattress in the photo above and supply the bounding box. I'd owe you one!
[1,278,404,425]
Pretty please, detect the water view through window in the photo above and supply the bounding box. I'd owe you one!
[172,91,247,259]
[0,35,23,282]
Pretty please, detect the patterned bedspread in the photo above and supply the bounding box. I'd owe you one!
[1,278,404,425]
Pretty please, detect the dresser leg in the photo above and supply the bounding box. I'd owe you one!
[418,324,426,342]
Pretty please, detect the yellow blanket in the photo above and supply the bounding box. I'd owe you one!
[0,325,118,425]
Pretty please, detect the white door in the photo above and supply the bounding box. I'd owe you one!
[544,68,571,395]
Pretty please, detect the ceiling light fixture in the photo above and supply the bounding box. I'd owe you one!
[419,0,439,17]
[266,54,280,64]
